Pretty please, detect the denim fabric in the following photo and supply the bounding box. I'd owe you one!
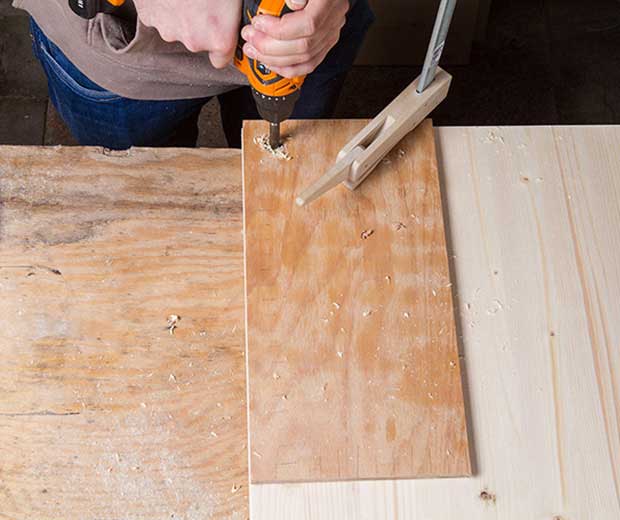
[30,1,374,149]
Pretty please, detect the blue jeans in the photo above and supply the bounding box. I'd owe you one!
[30,3,373,149]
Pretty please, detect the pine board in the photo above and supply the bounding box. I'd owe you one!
[243,119,471,484]
[249,126,620,519]
[0,146,247,520]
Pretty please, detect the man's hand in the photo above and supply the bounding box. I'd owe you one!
[240,0,350,78]
[134,0,242,68]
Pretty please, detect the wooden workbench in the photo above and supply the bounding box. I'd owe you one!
[1,125,619,519]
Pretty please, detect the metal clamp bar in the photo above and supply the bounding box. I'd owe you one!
[417,0,458,93]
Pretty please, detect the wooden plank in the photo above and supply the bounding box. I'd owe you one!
[0,146,248,519]
[243,119,471,484]
[249,126,620,518]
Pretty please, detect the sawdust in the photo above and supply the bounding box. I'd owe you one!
[253,134,292,161]
[167,315,181,335]
[479,489,496,503]
[360,229,375,240]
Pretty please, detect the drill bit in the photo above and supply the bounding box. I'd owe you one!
[269,122,281,149]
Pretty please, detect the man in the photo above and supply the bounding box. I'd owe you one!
[14,0,373,149]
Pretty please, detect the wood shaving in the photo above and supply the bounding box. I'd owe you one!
[363,310,373,317]
[231,484,241,493]
[210,431,218,438]
[337,351,344,358]
[167,314,181,335]
[394,222,407,231]
[272,372,280,380]
[403,311,411,319]
[360,229,375,240]
[385,275,392,284]
[479,490,496,503]
[486,299,504,315]
[253,134,292,161]
[332,302,340,309]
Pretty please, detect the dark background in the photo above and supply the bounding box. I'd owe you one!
[1,0,620,146]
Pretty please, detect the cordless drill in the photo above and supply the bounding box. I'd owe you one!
[234,0,306,148]
[68,0,305,149]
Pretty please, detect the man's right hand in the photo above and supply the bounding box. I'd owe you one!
[133,0,242,69]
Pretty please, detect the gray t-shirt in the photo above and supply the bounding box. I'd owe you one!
[14,0,248,100]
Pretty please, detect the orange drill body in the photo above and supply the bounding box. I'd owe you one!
[234,0,305,98]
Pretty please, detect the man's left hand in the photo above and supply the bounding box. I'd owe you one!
[240,0,350,79]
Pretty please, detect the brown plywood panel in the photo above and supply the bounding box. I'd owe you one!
[0,146,247,519]
[243,119,471,484]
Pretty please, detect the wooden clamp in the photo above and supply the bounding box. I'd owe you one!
[296,68,452,206]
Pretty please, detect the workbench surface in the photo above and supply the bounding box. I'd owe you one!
[1,125,619,520]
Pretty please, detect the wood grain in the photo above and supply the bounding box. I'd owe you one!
[0,146,247,520]
[243,119,471,484]
[249,126,620,519]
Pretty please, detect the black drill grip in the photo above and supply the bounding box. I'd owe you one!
[68,0,123,19]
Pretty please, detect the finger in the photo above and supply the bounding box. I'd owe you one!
[252,11,316,40]
[285,0,308,10]
[209,50,234,69]
[243,42,317,68]
[242,25,326,57]
[269,38,336,78]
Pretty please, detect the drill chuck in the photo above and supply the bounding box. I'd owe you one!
[251,88,300,124]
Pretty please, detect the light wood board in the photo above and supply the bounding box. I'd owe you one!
[0,146,247,519]
[243,119,471,484]
[249,126,620,519]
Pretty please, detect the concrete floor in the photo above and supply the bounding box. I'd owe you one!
[2,0,620,147]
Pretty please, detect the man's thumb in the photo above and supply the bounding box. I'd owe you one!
[285,0,308,11]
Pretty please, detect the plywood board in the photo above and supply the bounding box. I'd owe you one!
[249,126,620,519]
[0,146,247,519]
[243,119,471,484]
